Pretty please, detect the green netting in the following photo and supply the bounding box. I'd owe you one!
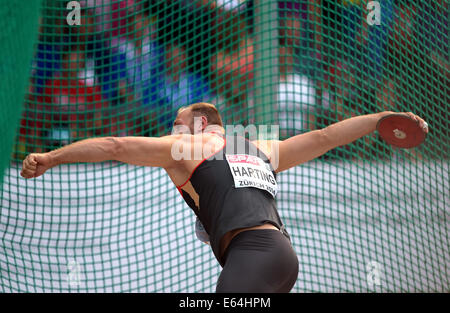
[1,0,448,292]
[0,0,42,187]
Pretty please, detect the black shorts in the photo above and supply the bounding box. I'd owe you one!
[216,229,299,293]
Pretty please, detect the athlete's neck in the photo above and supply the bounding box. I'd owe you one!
[203,124,225,134]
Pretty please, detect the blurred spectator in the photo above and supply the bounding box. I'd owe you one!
[84,0,143,36]
[92,41,129,105]
[340,0,363,51]
[152,0,250,75]
[211,0,249,13]
[37,48,110,149]
[61,4,98,51]
[376,2,419,114]
[31,43,62,95]
[111,13,167,109]
[212,0,251,52]
[152,1,216,77]
[15,91,46,159]
[162,43,213,129]
[211,37,254,125]
[154,1,252,125]
[277,2,316,138]
[67,5,129,106]
[339,0,394,82]
[277,46,316,138]
[415,0,449,67]
[208,1,253,125]
[76,1,135,106]
[278,1,307,47]
[30,10,66,95]
[380,1,449,156]
[89,10,167,136]
[364,0,394,82]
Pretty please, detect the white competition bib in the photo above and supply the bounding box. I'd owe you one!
[225,154,278,198]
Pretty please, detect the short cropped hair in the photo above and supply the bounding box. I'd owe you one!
[178,102,223,127]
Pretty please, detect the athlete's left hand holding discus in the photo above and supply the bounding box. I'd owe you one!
[20,103,428,292]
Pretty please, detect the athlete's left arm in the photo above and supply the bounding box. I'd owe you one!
[256,111,427,173]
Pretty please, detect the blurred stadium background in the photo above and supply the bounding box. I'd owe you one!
[0,0,448,292]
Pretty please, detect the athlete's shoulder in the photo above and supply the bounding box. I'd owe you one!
[251,139,281,159]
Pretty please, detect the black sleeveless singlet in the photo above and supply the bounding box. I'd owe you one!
[177,132,290,266]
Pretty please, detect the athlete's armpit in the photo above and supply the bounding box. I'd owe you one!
[252,139,281,172]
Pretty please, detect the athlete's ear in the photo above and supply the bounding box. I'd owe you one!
[192,115,207,134]
[201,115,208,131]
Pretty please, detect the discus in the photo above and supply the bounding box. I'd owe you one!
[376,114,428,149]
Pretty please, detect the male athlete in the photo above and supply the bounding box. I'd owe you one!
[21,102,428,292]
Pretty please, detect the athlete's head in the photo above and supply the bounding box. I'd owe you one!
[172,102,224,134]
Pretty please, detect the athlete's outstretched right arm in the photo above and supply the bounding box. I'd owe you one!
[20,135,183,179]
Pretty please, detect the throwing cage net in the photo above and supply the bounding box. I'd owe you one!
[0,0,448,292]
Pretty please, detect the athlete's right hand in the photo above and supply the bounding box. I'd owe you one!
[20,153,53,179]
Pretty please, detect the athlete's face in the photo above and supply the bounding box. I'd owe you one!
[172,108,192,134]
[172,108,207,135]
